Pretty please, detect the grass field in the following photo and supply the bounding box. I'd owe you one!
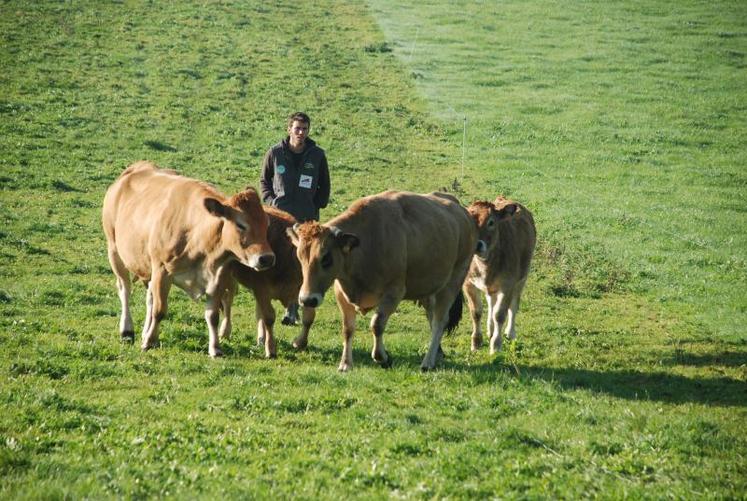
[1,0,745,498]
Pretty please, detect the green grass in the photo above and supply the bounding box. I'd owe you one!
[369,0,747,338]
[1,0,745,498]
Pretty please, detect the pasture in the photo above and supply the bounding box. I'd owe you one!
[1,0,745,498]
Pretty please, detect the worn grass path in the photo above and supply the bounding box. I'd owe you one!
[1,1,745,498]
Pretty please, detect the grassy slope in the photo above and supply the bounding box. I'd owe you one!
[368,0,747,338]
[0,0,745,498]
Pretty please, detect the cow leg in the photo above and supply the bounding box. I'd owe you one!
[421,289,454,371]
[463,280,483,351]
[334,281,357,372]
[205,291,224,358]
[255,291,277,359]
[142,281,153,336]
[489,291,509,355]
[292,305,315,350]
[107,246,134,342]
[282,302,299,326]
[370,303,396,369]
[505,279,526,341]
[142,269,170,351]
[219,279,237,341]
[486,292,497,347]
[255,301,266,347]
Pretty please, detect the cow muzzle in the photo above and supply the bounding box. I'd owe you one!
[476,240,488,259]
[248,252,276,271]
[299,292,324,308]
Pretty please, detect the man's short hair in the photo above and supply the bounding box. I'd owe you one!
[287,112,311,127]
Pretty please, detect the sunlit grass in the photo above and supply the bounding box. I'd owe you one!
[0,0,745,498]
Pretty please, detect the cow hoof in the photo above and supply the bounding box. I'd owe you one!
[141,340,160,351]
[379,352,392,369]
[292,339,307,350]
[420,365,434,372]
[471,337,482,352]
[266,352,277,359]
[210,349,224,358]
[121,331,135,343]
[338,363,352,372]
[437,346,445,362]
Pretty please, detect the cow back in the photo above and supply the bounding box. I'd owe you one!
[330,190,477,300]
[103,161,272,281]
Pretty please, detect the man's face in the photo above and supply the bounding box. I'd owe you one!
[288,120,309,148]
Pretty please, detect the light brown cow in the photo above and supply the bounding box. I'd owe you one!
[102,161,275,357]
[228,206,316,359]
[287,190,478,371]
[463,196,536,354]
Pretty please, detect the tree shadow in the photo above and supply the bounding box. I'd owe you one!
[466,363,747,408]
[665,350,747,368]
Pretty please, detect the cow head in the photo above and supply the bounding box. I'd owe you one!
[286,222,359,307]
[467,199,518,260]
[204,188,275,271]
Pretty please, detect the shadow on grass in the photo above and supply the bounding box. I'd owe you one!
[144,140,177,152]
[666,350,747,368]
[147,329,747,408]
[467,363,747,408]
[301,344,747,408]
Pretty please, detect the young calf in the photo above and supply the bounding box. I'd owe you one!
[464,197,536,354]
[228,206,315,358]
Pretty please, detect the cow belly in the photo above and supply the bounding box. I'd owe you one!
[354,292,380,314]
[403,278,448,300]
[173,268,218,301]
[405,254,456,299]
[117,247,152,281]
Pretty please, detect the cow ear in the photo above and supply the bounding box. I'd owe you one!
[496,204,518,220]
[204,198,228,218]
[286,223,300,246]
[336,232,360,254]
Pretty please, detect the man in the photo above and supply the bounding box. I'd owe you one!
[260,112,330,223]
[260,112,330,324]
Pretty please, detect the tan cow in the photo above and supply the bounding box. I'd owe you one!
[464,196,536,354]
[287,190,478,371]
[102,161,275,357]
[228,206,316,359]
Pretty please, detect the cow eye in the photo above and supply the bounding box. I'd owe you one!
[487,218,495,228]
[320,251,333,269]
[236,221,248,232]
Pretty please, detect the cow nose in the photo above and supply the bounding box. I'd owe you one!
[299,294,321,308]
[301,297,319,308]
[476,240,487,256]
[257,253,275,270]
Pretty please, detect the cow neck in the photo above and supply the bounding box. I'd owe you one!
[191,216,231,267]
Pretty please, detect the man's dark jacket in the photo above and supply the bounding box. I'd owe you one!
[259,137,330,222]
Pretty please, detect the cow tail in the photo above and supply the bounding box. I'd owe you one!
[445,291,463,335]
